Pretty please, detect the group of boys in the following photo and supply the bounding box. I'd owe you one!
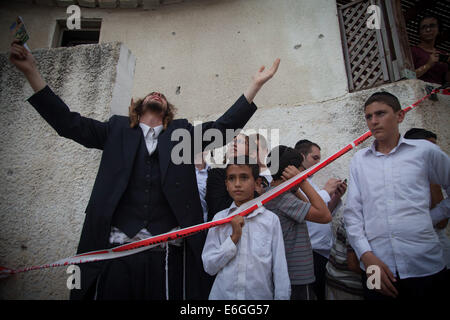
[201,91,449,300]
[9,40,449,300]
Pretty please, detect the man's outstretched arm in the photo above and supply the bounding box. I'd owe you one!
[9,41,109,150]
[191,58,282,153]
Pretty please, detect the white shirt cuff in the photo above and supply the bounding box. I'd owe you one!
[318,189,331,204]
[353,238,372,260]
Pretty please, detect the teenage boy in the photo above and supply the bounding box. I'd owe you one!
[344,92,450,299]
[264,146,332,300]
[201,156,290,300]
[294,139,347,300]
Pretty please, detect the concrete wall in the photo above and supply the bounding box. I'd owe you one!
[0,0,449,300]
[0,0,348,119]
[0,42,135,299]
[203,79,450,193]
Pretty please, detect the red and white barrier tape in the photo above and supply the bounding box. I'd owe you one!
[0,88,446,278]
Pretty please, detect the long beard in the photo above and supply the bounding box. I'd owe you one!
[143,101,165,115]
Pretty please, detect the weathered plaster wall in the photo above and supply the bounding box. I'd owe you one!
[0,0,348,118]
[0,0,448,300]
[0,42,135,299]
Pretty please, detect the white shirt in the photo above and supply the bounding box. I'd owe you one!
[195,163,210,222]
[344,136,450,278]
[139,122,163,155]
[202,202,291,300]
[109,123,164,244]
[302,178,338,259]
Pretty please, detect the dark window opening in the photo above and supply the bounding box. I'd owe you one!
[53,19,101,48]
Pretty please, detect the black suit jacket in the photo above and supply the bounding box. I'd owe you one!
[27,86,257,299]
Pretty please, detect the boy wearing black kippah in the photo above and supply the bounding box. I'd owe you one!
[265,146,331,300]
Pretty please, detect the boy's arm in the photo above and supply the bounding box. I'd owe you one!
[271,215,291,300]
[201,217,239,276]
[282,165,331,224]
[344,158,398,298]
[427,146,450,225]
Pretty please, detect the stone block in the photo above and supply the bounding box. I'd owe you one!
[78,0,97,8]
[98,0,118,8]
[142,0,160,9]
[55,0,76,7]
[35,0,57,6]
[119,0,138,8]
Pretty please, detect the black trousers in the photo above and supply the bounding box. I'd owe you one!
[312,251,328,300]
[95,245,184,300]
[361,267,449,300]
[291,284,316,300]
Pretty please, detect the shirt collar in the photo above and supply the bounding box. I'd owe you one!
[139,122,163,139]
[366,134,415,156]
[227,201,264,219]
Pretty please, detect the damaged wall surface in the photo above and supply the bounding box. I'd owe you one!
[0,42,135,299]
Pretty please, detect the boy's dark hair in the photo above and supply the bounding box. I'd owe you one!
[294,139,321,157]
[404,128,437,140]
[226,156,260,181]
[267,145,303,181]
[364,91,402,112]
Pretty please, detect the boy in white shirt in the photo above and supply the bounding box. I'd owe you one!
[202,156,291,299]
[344,92,449,299]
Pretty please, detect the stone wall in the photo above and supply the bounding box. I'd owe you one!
[0,0,348,119]
[0,42,135,299]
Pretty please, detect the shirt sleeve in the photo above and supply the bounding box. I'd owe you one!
[271,214,291,300]
[27,85,110,150]
[318,189,331,204]
[427,145,450,225]
[343,156,372,260]
[201,223,237,276]
[276,193,311,224]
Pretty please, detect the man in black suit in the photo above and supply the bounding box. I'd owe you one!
[9,41,280,300]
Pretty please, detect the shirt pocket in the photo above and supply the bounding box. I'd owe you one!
[251,230,271,258]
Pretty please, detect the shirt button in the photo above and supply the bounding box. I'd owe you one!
[145,189,149,193]
[144,204,148,209]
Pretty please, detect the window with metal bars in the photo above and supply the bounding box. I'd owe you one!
[336,0,449,92]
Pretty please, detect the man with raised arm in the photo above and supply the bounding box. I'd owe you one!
[9,41,280,300]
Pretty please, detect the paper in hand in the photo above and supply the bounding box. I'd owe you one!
[10,16,31,52]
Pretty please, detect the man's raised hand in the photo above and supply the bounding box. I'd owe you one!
[244,58,281,104]
[9,40,46,92]
[252,58,281,87]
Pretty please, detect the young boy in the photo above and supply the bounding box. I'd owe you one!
[264,146,332,300]
[344,92,450,299]
[201,156,291,300]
